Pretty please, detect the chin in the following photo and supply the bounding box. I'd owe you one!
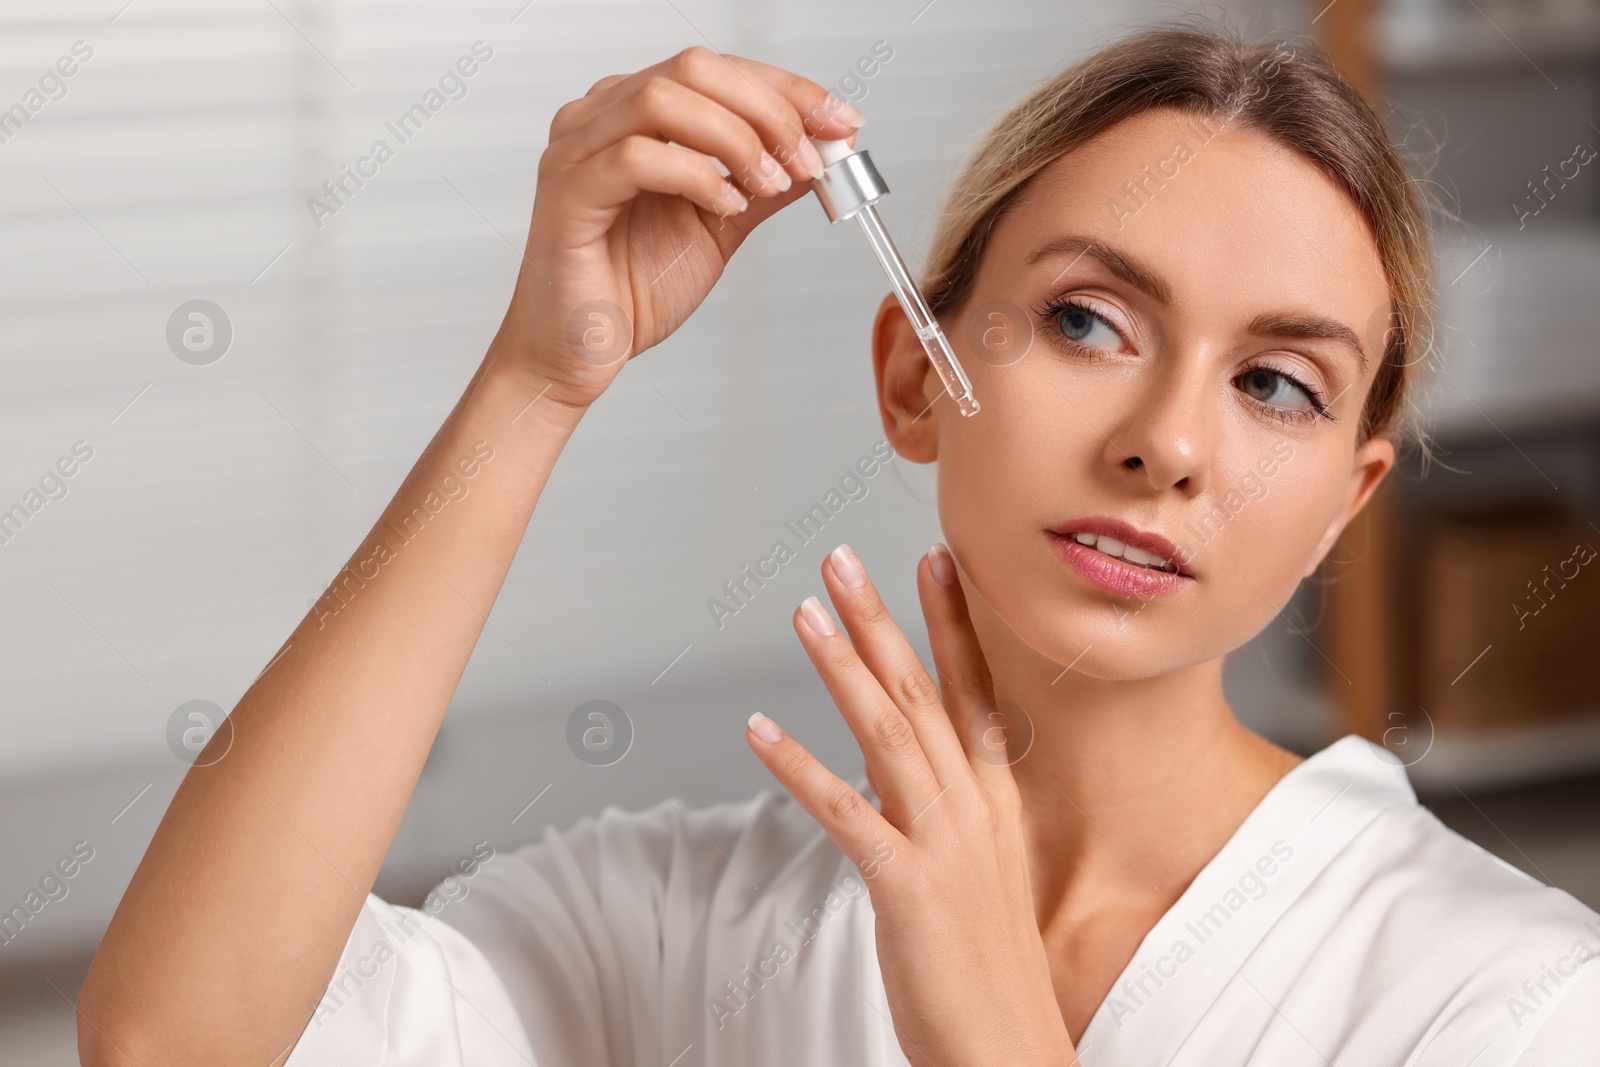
[1045,610,1227,681]
[970,565,1268,682]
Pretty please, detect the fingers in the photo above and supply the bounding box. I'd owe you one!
[820,544,973,786]
[544,73,630,140]
[916,543,1012,787]
[788,590,948,825]
[917,543,998,739]
[548,47,864,195]
[744,711,903,867]
[583,72,630,100]
[561,75,794,198]
[562,135,749,218]
[719,52,866,148]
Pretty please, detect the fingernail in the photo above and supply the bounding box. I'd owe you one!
[826,96,866,128]
[830,543,866,588]
[747,711,783,744]
[758,151,791,192]
[720,181,749,213]
[928,542,957,586]
[796,137,824,181]
[800,594,837,636]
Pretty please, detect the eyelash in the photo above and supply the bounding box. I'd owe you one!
[1031,296,1336,426]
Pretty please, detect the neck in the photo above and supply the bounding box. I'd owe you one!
[974,618,1302,928]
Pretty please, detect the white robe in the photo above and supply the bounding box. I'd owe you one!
[284,735,1600,1066]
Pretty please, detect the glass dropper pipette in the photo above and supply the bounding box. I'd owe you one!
[812,138,980,417]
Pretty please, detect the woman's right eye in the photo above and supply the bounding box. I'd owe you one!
[1042,299,1124,352]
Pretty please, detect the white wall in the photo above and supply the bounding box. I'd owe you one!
[0,0,1313,979]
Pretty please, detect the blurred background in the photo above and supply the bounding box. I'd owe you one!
[2,0,1598,1060]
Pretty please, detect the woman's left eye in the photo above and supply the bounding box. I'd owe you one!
[1237,367,1315,412]
[1049,301,1122,351]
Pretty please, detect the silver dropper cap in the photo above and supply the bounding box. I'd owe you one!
[812,141,889,222]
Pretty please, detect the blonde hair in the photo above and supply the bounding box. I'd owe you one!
[921,22,1436,446]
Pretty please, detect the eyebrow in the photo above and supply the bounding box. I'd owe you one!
[1026,235,1172,305]
[1246,313,1369,374]
[1025,233,1369,374]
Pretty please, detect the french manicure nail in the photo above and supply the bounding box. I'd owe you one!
[719,181,749,214]
[800,594,837,636]
[796,137,824,181]
[748,711,783,744]
[831,100,866,127]
[830,543,866,588]
[759,151,791,191]
[928,542,957,586]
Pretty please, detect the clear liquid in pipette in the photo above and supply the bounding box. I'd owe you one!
[853,206,981,418]
[914,323,981,417]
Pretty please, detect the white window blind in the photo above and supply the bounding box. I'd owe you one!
[4,0,1290,777]
[2,0,1329,969]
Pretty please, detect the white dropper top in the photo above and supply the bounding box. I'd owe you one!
[817,137,855,168]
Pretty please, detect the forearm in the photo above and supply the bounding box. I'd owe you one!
[79,40,858,1064]
[79,342,583,1066]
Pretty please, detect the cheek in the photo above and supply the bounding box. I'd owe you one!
[1229,457,1348,577]
[935,370,1094,549]
[933,371,1113,649]
[1193,451,1348,622]
[1189,469,1338,651]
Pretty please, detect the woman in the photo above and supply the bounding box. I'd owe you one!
[79,22,1599,1067]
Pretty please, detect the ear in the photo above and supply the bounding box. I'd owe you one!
[1302,435,1395,578]
[872,293,942,463]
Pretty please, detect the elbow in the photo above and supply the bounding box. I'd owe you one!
[78,1016,156,1067]
[76,961,166,1067]
[77,963,314,1067]
[75,980,140,1067]
[79,1026,146,1067]
[78,1011,223,1067]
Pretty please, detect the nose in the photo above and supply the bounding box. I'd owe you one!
[1098,363,1211,495]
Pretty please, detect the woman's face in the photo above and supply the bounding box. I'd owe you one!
[876,107,1396,680]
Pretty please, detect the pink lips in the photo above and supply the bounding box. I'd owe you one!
[1046,516,1193,599]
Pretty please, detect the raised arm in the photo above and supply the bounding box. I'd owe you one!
[77,48,862,1067]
